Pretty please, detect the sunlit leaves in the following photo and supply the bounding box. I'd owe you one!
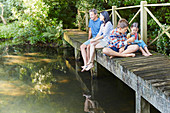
[0,0,63,45]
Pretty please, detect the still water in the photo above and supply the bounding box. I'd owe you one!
[0,44,136,113]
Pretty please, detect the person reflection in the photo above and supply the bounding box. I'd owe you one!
[83,94,105,113]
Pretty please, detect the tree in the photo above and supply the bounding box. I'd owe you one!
[0,3,7,24]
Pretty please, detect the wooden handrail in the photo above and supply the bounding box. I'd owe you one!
[144,3,170,7]
[144,7,170,38]
[77,1,170,45]
[148,26,170,46]
[78,3,170,13]
[129,9,141,24]
[116,5,140,10]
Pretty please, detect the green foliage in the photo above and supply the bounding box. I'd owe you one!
[76,0,170,54]
[75,0,106,30]
[43,0,77,29]
[157,25,170,56]
[42,21,63,45]
[0,0,63,45]
[0,0,23,22]
[0,22,18,39]
[0,0,169,53]
[76,0,169,55]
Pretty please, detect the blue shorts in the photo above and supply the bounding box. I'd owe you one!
[132,40,147,49]
[108,45,129,52]
[137,40,147,49]
[83,37,95,45]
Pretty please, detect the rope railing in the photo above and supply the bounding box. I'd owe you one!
[77,1,170,45]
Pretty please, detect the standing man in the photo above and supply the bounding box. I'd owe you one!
[80,9,102,72]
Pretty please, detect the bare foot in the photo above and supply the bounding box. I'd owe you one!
[148,53,152,56]
[85,63,94,71]
[142,53,149,56]
[110,56,113,59]
[81,65,88,72]
[126,53,136,57]
[110,56,115,59]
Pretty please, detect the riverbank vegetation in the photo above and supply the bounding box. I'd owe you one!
[0,0,169,55]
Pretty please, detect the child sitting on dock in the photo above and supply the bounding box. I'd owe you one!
[119,22,152,56]
[102,18,138,58]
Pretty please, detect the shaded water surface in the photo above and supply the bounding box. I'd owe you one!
[0,44,137,113]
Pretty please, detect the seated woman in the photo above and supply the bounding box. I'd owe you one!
[81,11,113,72]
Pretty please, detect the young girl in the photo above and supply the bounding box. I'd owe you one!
[120,22,152,56]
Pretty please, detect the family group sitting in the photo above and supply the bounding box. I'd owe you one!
[80,9,152,72]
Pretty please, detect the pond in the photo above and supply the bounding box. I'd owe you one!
[0,44,136,113]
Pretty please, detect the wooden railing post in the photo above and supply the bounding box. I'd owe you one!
[140,1,147,44]
[112,6,117,28]
[85,11,89,32]
[77,10,81,30]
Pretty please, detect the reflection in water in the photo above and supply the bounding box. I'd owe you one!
[65,59,105,112]
[83,94,105,113]
[0,44,85,113]
[0,44,139,113]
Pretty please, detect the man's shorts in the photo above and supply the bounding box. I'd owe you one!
[83,37,95,45]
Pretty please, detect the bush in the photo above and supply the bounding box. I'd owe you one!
[0,0,63,45]
[157,26,170,56]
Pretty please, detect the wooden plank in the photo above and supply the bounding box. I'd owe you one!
[134,68,170,75]
[142,73,170,80]
[132,64,170,74]
[119,57,169,66]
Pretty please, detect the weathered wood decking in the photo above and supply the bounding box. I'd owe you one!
[63,29,170,113]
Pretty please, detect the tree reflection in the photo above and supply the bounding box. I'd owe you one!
[0,45,68,96]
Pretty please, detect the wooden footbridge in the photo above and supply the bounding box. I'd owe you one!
[64,29,169,113]
[63,1,170,113]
